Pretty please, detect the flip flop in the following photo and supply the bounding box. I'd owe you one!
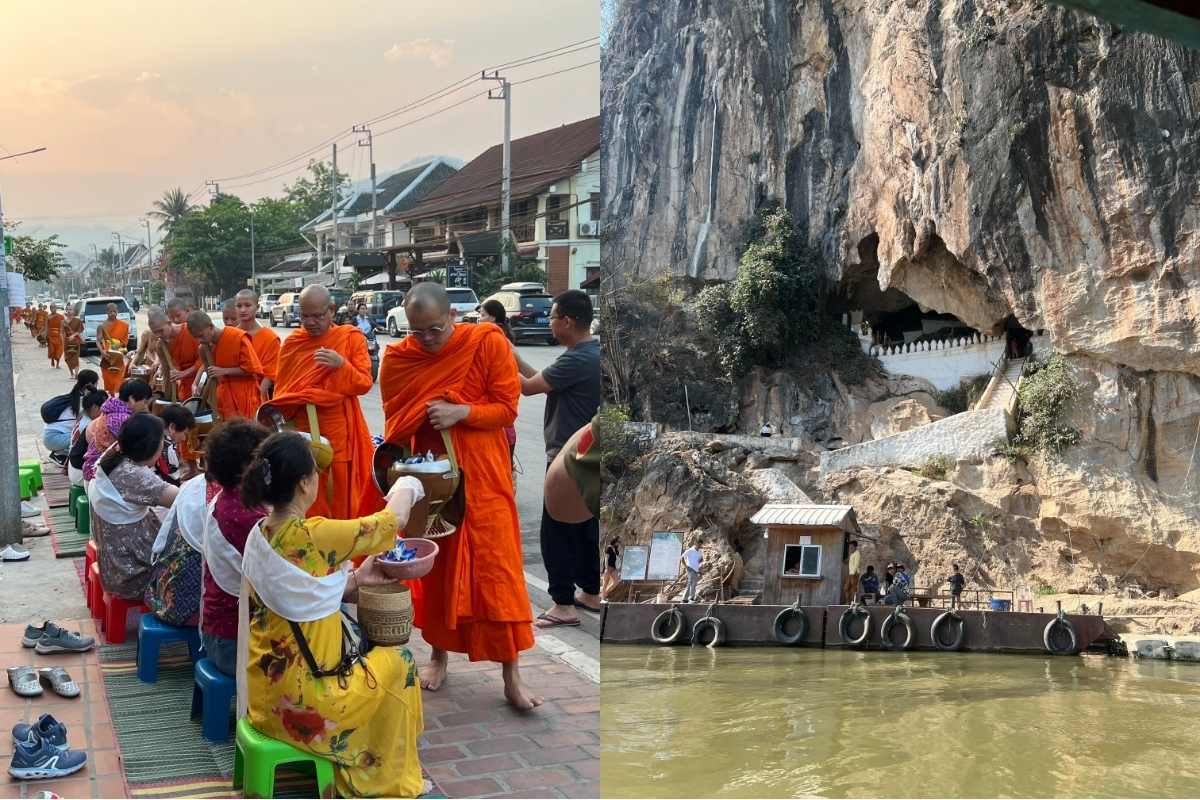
[38,667,80,699]
[6,666,43,697]
[534,613,580,629]
[573,597,601,613]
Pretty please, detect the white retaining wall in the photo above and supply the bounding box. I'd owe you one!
[867,335,1007,391]
[818,406,1012,483]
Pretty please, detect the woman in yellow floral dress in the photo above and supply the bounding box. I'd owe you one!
[237,432,428,798]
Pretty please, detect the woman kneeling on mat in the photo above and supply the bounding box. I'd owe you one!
[236,432,429,798]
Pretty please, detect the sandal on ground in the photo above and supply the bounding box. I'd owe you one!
[6,666,43,697]
[0,545,29,562]
[38,668,80,699]
[573,597,601,613]
[21,521,50,538]
[534,613,580,629]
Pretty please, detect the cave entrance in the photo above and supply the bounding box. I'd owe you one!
[1002,315,1037,359]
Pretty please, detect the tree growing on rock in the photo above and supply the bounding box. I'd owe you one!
[696,208,821,379]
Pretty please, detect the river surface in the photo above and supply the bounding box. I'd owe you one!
[601,645,1200,798]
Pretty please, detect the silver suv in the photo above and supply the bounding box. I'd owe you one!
[76,296,138,353]
[270,292,301,327]
[386,287,479,337]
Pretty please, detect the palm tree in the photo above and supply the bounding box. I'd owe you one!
[147,187,195,234]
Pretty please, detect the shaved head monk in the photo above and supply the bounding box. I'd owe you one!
[186,310,264,419]
[271,284,381,518]
[236,289,280,398]
[95,303,129,394]
[159,299,202,398]
[378,282,542,709]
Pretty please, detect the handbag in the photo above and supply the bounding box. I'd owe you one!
[286,611,372,690]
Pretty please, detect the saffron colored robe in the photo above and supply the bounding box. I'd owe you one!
[63,318,84,371]
[271,325,382,519]
[377,323,534,664]
[33,310,48,340]
[210,326,264,419]
[249,326,281,383]
[46,313,64,361]
[169,326,201,399]
[98,319,130,395]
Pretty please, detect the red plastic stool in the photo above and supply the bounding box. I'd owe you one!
[103,593,147,645]
[89,563,105,630]
[84,542,98,610]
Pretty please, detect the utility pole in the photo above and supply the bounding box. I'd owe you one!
[354,126,377,248]
[330,143,339,287]
[249,207,256,289]
[141,218,153,296]
[483,71,512,272]
[114,232,125,294]
[206,181,220,204]
[0,180,23,545]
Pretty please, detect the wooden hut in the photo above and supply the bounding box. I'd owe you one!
[750,504,862,607]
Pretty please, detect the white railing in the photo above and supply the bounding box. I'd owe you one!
[867,333,1002,358]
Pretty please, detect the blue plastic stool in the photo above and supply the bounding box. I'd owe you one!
[137,615,202,683]
[191,658,237,743]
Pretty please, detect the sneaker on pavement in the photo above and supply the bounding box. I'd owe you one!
[20,501,41,518]
[7,739,87,780]
[0,545,29,562]
[21,520,50,538]
[22,621,62,647]
[47,452,67,467]
[11,715,68,752]
[33,627,95,655]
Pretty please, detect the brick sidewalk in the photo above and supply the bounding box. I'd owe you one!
[408,627,599,799]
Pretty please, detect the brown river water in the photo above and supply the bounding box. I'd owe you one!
[601,645,1200,798]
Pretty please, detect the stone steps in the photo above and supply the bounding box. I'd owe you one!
[982,358,1026,409]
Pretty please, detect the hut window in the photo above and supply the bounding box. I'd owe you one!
[782,544,822,578]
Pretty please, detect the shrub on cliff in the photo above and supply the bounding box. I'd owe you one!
[695,209,821,379]
[1015,354,1081,454]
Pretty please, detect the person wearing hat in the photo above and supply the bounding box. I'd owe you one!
[843,540,861,604]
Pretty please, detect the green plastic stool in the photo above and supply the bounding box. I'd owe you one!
[233,717,336,799]
[18,460,42,491]
[18,469,34,501]
[75,495,90,536]
[69,484,85,520]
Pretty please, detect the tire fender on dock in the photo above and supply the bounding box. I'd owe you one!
[651,606,686,645]
[839,604,873,647]
[1044,614,1079,655]
[931,611,966,651]
[773,605,809,646]
[691,616,726,648]
[881,607,917,651]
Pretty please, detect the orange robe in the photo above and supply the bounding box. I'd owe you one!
[249,326,281,383]
[46,313,64,360]
[377,323,533,664]
[33,311,48,340]
[64,318,84,371]
[98,319,129,395]
[272,325,382,520]
[210,326,263,419]
[169,327,201,399]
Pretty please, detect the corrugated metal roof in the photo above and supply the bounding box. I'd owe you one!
[749,505,861,532]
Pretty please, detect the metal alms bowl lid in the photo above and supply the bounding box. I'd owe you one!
[372,441,406,493]
[256,404,287,433]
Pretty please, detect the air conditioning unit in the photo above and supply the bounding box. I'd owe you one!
[346,235,367,248]
[578,221,599,237]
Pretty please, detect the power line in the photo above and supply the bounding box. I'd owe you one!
[512,59,599,85]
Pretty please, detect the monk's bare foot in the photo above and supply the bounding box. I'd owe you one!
[502,662,543,709]
[420,649,449,691]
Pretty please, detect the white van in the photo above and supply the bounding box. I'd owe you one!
[385,287,479,337]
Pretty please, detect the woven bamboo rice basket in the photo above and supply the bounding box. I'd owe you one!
[357,584,414,647]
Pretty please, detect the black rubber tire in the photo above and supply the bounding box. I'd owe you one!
[270,315,277,327]
[773,607,809,646]
[388,318,398,337]
[839,607,873,646]
[881,611,917,651]
[691,616,726,648]
[1044,617,1079,655]
[650,607,685,645]
[931,612,966,652]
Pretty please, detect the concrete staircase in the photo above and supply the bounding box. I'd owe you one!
[736,577,764,601]
[978,357,1026,411]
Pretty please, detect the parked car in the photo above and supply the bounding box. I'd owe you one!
[386,287,479,337]
[77,296,138,353]
[269,292,301,327]
[51,298,65,308]
[258,293,282,319]
[465,289,556,345]
[336,290,405,328]
[67,294,79,303]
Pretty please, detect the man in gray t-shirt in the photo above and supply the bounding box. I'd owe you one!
[515,290,601,628]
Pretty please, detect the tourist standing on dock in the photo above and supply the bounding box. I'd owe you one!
[948,564,965,608]
[843,540,860,603]
[681,537,704,602]
[601,536,620,602]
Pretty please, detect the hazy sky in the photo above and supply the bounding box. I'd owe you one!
[0,0,599,253]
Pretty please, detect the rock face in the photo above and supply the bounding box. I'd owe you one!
[604,0,1200,375]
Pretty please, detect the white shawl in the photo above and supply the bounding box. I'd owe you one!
[151,476,209,561]
[87,461,150,526]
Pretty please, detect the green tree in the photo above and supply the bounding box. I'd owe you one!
[166,194,254,295]
[284,160,350,225]
[695,208,821,379]
[147,187,196,234]
[8,232,69,283]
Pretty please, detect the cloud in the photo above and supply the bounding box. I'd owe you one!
[384,38,455,68]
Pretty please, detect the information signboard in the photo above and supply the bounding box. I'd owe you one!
[618,545,649,581]
[646,531,684,581]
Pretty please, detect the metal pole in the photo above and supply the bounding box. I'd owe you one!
[331,143,339,287]
[484,72,512,272]
[0,182,23,545]
[356,127,377,247]
[250,208,256,288]
[143,218,153,295]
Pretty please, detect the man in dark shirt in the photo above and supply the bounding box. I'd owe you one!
[859,565,880,602]
[948,564,966,608]
[515,290,600,628]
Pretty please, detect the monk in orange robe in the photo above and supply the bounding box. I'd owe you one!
[378,282,541,709]
[44,304,65,368]
[33,305,48,343]
[62,305,85,379]
[153,303,201,399]
[186,309,264,419]
[235,289,280,397]
[271,285,382,519]
[95,303,129,395]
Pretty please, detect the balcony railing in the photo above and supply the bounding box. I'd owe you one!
[545,220,569,240]
[510,222,535,243]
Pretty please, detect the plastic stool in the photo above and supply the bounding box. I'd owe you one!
[102,593,147,645]
[19,460,42,491]
[137,616,202,683]
[233,717,335,798]
[84,542,98,610]
[75,495,90,536]
[89,563,104,629]
[191,659,237,744]
[18,469,33,501]
[69,485,85,520]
